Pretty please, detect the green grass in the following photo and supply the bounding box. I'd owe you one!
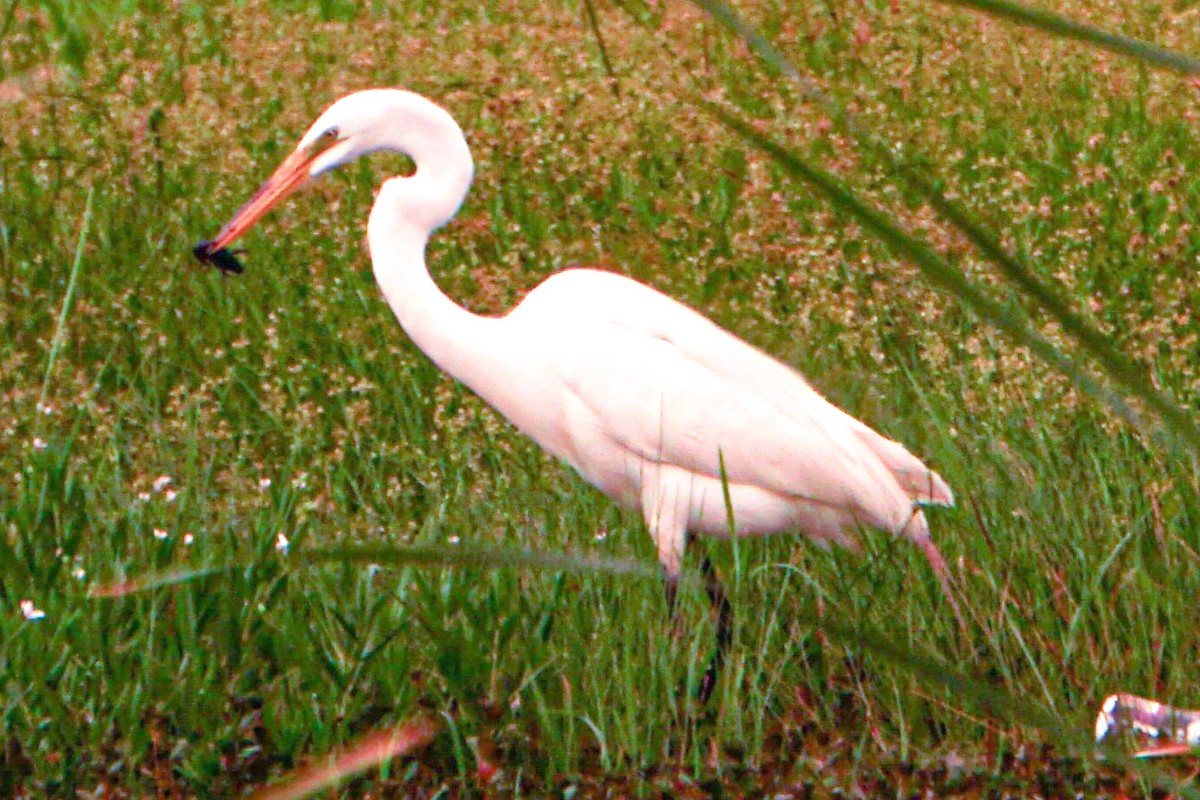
[4,0,1200,795]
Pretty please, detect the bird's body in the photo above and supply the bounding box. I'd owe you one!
[381,257,950,576]
[201,89,958,697]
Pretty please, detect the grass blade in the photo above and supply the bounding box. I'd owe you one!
[88,564,231,597]
[300,541,661,578]
[89,541,661,598]
[937,0,1200,76]
[583,0,621,97]
[39,185,93,411]
[251,718,437,800]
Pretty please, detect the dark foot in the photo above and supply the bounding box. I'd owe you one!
[696,553,732,704]
[664,573,680,618]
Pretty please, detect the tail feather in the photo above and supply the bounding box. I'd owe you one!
[899,467,954,507]
[850,428,954,506]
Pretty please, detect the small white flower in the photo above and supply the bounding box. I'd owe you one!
[36,402,54,416]
[19,600,45,621]
[258,477,272,490]
[152,475,172,492]
[73,567,86,580]
[447,535,460,545]
[163,489,178,502]
[31,436,47,451]
[153,528,168,540]
[594,528,608,542]
[291,473,309,490]
[137,491,151,502]
[275,532,289,553]
[183,532,194,546]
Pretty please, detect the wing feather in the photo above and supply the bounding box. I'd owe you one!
[555,318,923,534]
[518,268,951,515]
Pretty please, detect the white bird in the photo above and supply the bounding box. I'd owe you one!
[199,88,959,700]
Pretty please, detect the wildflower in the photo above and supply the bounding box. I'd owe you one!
[73,567,86,580]
[275,532,289,553]
[31,437,47,451]
[594,528,608,542]
[19,600,45,621]
[137,491,151,502]
[153,528,168,540]
[183,532,194,545]
[259,477,272,490]
[152,475,172,492]
[164,489,178,502]
[447,535,460,545]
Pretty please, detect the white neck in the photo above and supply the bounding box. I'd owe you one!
[361,94,511,403]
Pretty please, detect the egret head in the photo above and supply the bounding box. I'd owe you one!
[200,89,469,257]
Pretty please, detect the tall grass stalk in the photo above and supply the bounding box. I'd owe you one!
[38,185,92,411]
[938,0,1200,75]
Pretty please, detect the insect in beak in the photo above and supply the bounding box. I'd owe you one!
[192,240,245,274]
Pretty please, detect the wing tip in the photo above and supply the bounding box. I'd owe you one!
[914,470,954,507]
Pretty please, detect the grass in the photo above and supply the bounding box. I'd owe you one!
[3,0,1200,795]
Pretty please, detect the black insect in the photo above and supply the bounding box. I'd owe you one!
[193,240,245,274]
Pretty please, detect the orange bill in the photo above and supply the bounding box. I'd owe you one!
[204,145,321,253]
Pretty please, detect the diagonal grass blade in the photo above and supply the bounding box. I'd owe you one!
[89,541,662,598]
[685,0,1200,456]
[39,186,93,412]
[702,102,1149,437]
[251,718,438,800]
[938,0,1200,76]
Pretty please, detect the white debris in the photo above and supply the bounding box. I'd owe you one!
[19,600,45,621]
[1096,693,1200,756]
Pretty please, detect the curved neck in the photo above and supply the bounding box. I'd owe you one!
[368,220,556,453]
[368,217,504,386]
[355,89,544,422]
[362,99,510,399]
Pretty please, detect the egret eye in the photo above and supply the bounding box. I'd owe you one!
[308,127,340,154]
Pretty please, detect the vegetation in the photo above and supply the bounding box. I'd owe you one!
[3,0,1200,795]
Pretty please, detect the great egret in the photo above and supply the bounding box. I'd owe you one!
[198,88,959,701]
